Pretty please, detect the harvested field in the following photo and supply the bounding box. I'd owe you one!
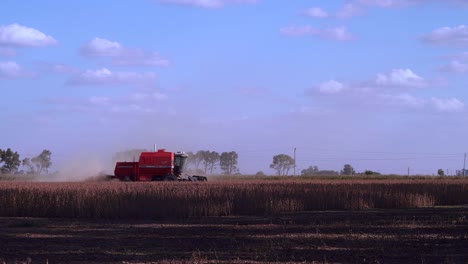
[0,206,467,263]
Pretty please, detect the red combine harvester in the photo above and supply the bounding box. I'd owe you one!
[111,149,207,182]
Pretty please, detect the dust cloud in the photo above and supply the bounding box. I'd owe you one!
[48,154,113,182]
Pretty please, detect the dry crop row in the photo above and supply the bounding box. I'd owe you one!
[0,180,467,219]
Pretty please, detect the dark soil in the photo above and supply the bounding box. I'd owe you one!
[1,206,467,263]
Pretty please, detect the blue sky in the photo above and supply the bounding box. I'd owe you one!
[1,0,468,176]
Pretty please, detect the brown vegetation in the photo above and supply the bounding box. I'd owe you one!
[0,180,467,219]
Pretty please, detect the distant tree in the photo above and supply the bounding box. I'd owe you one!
[185,151,196,169]
[113,149,147,162]
[206,151,220,174]
[31,150,52,174]
[364,170,381,175]
[194,150,208,172]
[0,148,21,174]
[301,166,319,176]
[197,150,211,174]
[341,164,355,175]
[185,151,210,174]
[220,151,239,175]
[22,158,35,174]
[270,154,294,176]
[437,169,445,177]
[255,171,266,177]
[315,170,339,176]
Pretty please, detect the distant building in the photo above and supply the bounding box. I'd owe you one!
[456,169,467,176]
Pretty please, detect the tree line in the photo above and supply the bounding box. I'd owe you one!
[112,149,383,176]
[271,153,381,176]
[268,154,351,176]
[300,164,361,176]
[0,147,445,177]
[185,151,239,175]
[0,148,53,175]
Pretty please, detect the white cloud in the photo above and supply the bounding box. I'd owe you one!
[45,90,169,115]
[319,80,347,94]
[396,93,426,108]
[152,92,168,100]
[460,52,468,60]
[336,3,364,19]
[335,0,410,19]
[154,0,258,8]
[81,37,123,57]
[375,69,426,88]
[0,61,34,79]
[421,25,468,46]
[103,91,168,113]
[440,61,468,73]
[0,23,57,47]
[36,62,79,74]
[0,61,21,78]
[280,26,354,41]
[307,68,462,114]
[110,104,156,114]
[336,0,466,19]
[323,27,354,41]
[382,94,465,112]
[364,0,468,7]
[383,93,427,108]
[130,92,168,101]
[113,52,169,67]
[447,51,468,61]
[303,7,329,18]
[431,97,464,112]
[67,68,156,86]
[50,63,79,74]
[356,0,415,7]
[312,69,435,95]
[130,93,148,101]
[296,106,334,115]
[89,96,111,106]
[81,37,169,67]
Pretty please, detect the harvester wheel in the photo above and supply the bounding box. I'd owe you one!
[123,176,131,182]
[163,175,177,181]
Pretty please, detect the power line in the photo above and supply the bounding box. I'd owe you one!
[186,145,463,156]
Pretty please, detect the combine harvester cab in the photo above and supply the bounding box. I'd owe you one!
[113,149,207,182]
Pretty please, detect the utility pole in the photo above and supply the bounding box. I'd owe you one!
[407,167,410,177]
[464,152,466,177]
[293,147,296,177]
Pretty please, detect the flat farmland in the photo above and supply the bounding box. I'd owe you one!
[0,179,467,263]
[1,207,467,263]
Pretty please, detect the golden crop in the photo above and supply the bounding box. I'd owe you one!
[0,180,467,219]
